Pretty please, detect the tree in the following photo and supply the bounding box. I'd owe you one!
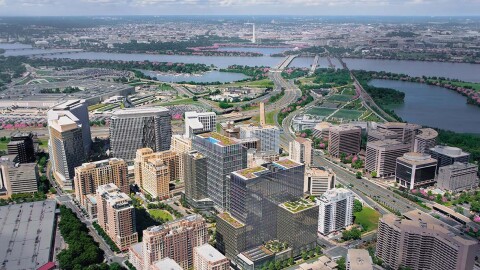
[356,171,363,179]
[371,171,378,178]
[471,201,480,212]
[353,199,363,213]
[336,257,346,270]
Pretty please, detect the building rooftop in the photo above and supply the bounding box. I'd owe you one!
[317,188,353,204]
[367,139,406,148]
[280,198,316,213]
[198,132,238,146]
[233,166,269,180]
[194,244,227,263]
[347,249,373,270]
[330,124,361,132]
[379,122,421,130]
[439,162,478,171]
[146,214,204,233]
[151,258,182,270]
[383,211,478,246]
[429,145,470,158]
[111,107,169,117]
[0,200,57,270]
[273,159,302,169]
[218,212,244,228]
[398,152,437,165]
[416,128,438,140]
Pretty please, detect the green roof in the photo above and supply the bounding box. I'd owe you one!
[218,212,244,228]
[281,198,316,213]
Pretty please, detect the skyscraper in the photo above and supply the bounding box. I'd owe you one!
[48,111,85,190]
[48,100,91,154]
[96,183,138,251]
[317,188,354,235]
[289,137,313,166]
[74,158,128,208]
[185,151,211,209]
[376,211,478,270]
[192,132,247,211]
[135,215,208,270]
[328,125,362,158]
[110,107,171,160]
[185,111,216,138]
[228,160,304,250]
[171,135,192,182]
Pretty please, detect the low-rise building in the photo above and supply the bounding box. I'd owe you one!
[436,162,478,193]
[193,244,230,270]
[0,155,39,197]
[304,167,335,196]
[347,249,373,270]
[428,145,470,171]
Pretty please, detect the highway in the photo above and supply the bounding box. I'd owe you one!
[313,154,422,214]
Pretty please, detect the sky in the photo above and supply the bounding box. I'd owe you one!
[0,0,479,16]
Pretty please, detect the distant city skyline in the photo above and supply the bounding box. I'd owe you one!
[0,0,479,16]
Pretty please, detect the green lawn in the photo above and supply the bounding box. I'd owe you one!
[332,109,363,120]
[148,209,173,221]
[354,207,380,232]
[327,94,354,103]
[158,83,174,91]
[226,79,274,88]
[341,88,357,95]
[157,98,198,106]
[307,107,336,116]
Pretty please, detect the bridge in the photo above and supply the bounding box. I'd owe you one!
[326,55,336,69]
[308,54,320,75]
[25,50,84,57]
[273,54,298,71]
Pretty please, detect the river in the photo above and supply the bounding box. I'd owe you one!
[141,70,249,83]
[369,79,480,134]
[1,43,480,83]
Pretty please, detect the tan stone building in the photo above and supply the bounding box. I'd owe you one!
[130,215,207,270]
[96,183,138,251]
[74,158,128,208]
[376,211,479,270]
[289,137,312,166]
[171,135,192,182]
[193,244,229,270]
[134,148,179,199]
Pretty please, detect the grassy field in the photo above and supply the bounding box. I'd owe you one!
[225,79,274,88]
[327,94,354,103]
[252,110,278,125]
[341,88,357,95]
[157,98,198,106]
[332,109,363,120]
[158,83,174,91]
[354,207,380,232]
[307,107,336,116]
[148,209,173,221]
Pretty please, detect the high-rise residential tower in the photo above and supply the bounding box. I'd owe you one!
[96,183,138,251]
[110,107,171,160]
[74,158,128,208]
[132,215,208,270]
[317,188,354,235]
[376,211,478,270]
[289,137,313,166]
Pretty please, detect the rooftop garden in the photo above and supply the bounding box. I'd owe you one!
[201,132,237,146]
[236,166,267,179]
[264,240,289,253]
[282,198,315,213]
[275,159,300,169]
[218,212,244,228]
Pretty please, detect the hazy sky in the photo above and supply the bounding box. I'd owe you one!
[0,0,479,16]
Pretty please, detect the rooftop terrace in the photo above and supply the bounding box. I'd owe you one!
[281,198,316,213]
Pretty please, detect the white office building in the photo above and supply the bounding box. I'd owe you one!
[185,111,216,138]
[239,124,280,153]
[317,188,354,235]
